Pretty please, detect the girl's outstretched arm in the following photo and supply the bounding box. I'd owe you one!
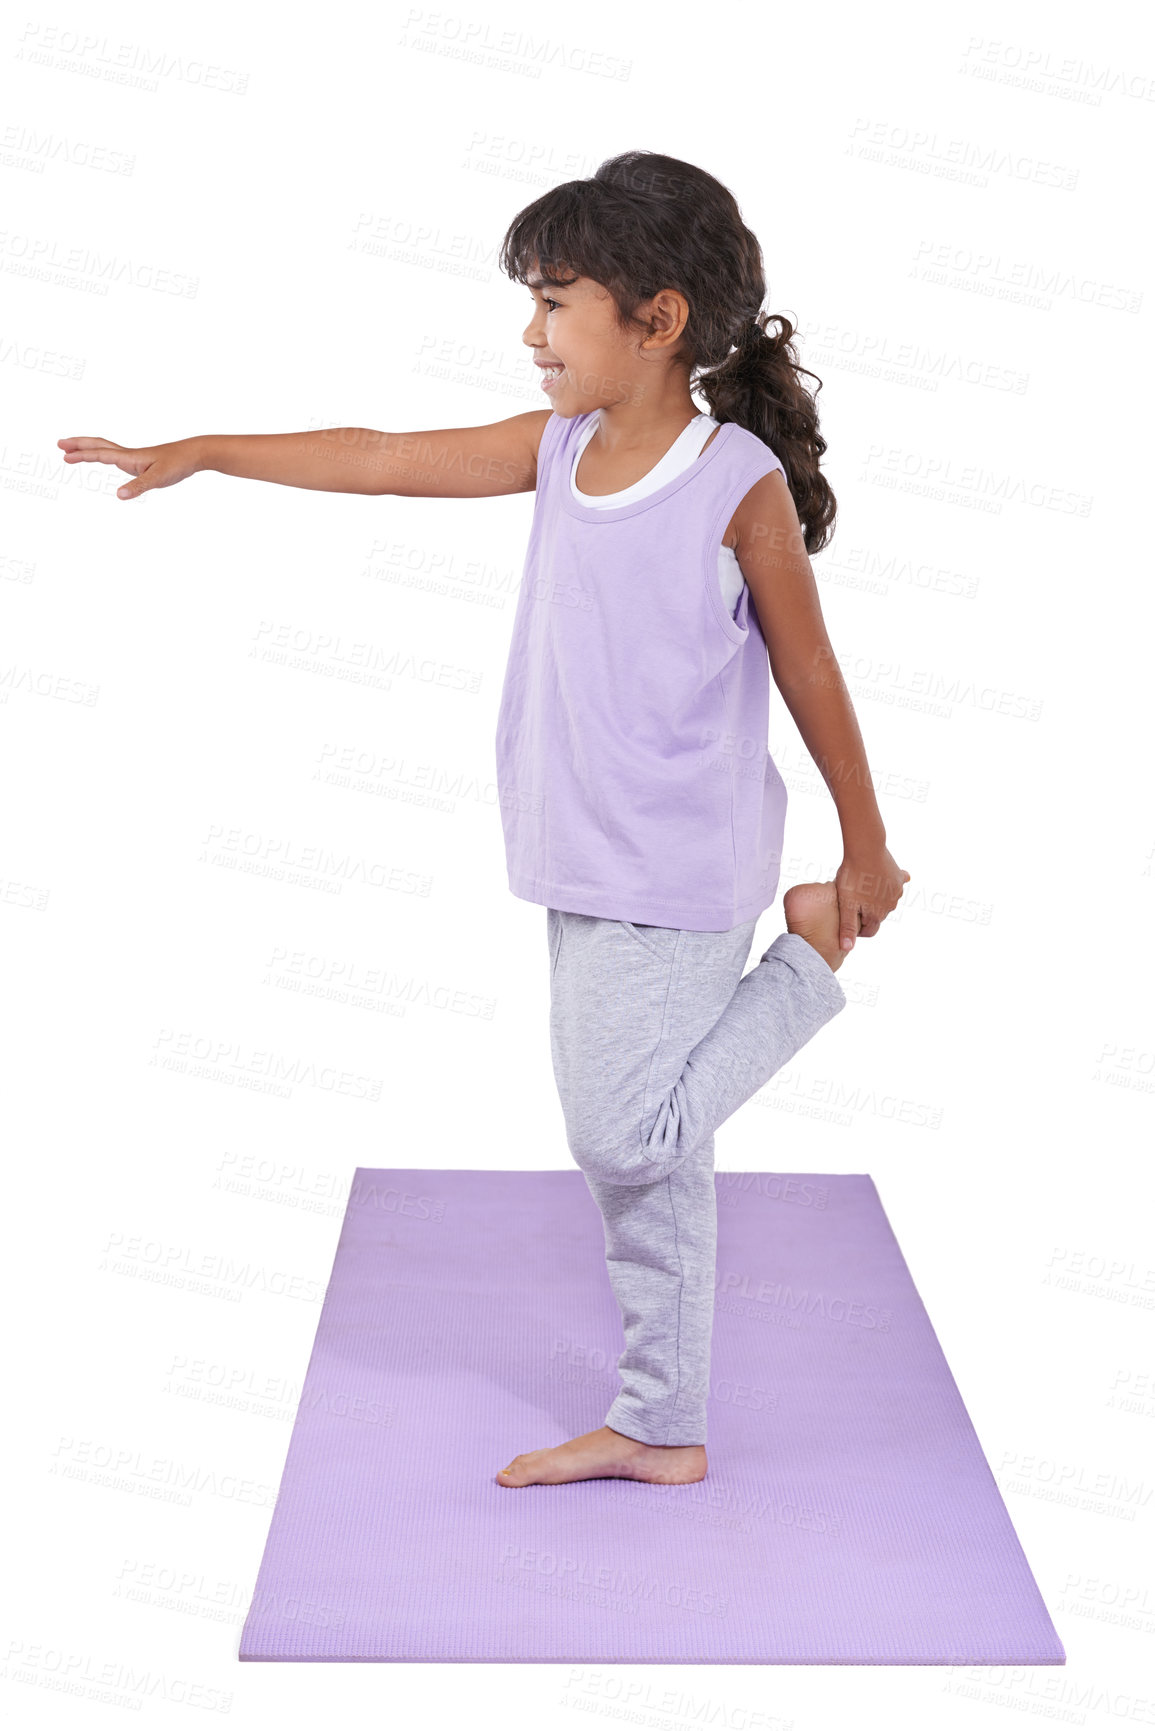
[57,409,551,502]
[732,469,910,951]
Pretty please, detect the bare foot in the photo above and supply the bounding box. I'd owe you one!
[496,1425,706,1488]
[782,880,847,973]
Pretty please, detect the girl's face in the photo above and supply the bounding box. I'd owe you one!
[522,265,646,416]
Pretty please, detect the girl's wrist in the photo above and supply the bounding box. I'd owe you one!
[188,435,217,473]
[840,824,887,855]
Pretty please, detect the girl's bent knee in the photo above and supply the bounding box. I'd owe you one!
[570,1136,680,1187]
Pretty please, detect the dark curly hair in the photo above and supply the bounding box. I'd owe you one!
[498,149,836,555]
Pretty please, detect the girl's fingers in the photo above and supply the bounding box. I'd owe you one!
[837,899,861,953]
[57,438,127,463]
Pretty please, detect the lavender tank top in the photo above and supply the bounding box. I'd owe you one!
[494,409,790,931]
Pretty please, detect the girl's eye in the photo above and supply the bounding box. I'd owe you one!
[544,298,560,312]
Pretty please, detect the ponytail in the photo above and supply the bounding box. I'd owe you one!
[696,315,836,556]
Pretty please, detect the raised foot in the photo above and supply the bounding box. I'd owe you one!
[782,879,847,973]
[496,1424,706,1488]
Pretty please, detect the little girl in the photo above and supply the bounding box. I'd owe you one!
[58,150,909,1495]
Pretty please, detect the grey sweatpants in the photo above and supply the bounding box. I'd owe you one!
[547,909,847,1447]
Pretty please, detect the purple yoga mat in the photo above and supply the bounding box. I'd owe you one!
[239,1168,1065,1664]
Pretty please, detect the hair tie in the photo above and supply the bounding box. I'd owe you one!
[738,319,763,349]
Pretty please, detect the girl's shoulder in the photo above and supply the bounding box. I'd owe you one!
[535,409,596,480]
[716,419,789,492]
[719,416,783,462]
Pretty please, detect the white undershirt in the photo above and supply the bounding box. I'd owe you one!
[570,412,746,618]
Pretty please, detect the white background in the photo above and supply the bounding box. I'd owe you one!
[3,0,1153,1723]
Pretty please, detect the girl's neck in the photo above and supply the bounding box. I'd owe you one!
[584,399,703,457]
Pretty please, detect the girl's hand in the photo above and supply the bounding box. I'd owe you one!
[834,847,911,952]
[57,435,206,500]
